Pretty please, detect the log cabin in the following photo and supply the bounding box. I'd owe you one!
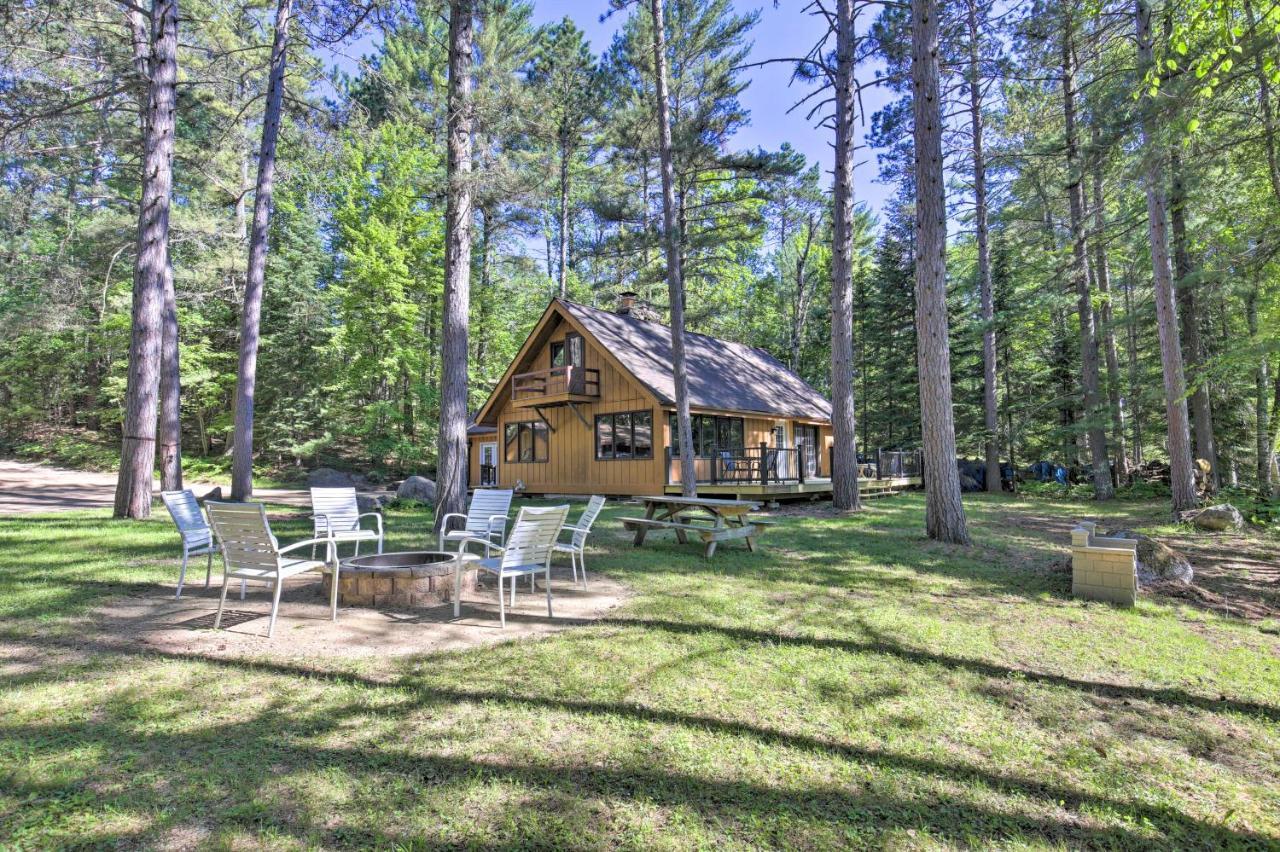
[467,294,839,498]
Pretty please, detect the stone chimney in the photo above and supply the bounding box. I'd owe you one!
[617,290,638,315]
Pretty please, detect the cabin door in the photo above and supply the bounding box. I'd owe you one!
[795,425,819,478]
[565,333,585,393]
[772,423,789,478]
[479,442,498,486]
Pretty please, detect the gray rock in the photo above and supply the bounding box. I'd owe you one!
[1183,503,1245,532]
[356,492,388,513]
[196,486,223,504]
[396,475,437,504]
[1104,529,1194,584]
[307,467,368,488]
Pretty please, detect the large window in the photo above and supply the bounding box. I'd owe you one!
[504,420,549,463]
[669,414,744,456]
[596,410,653,460]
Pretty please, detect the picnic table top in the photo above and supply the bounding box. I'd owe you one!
[636,495,762,509]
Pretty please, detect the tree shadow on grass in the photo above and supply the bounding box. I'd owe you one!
[2,643,1273,849]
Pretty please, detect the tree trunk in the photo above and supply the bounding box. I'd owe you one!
[114,0,179,520]
[962,0,999,495]
[1169,148,1217,489]
[557,131,570,298]
[1061,23,1113,499]
[159,260,182,491]
[1135,0,1197,513]
[435,0,475,529]
[230,0,293,501]
[1090,132,1126,483]
[1123,274,1144,467]
[912,0,969,543]
[649,0,696,497]
[829,0,862,512]
[1245,288,1271,490]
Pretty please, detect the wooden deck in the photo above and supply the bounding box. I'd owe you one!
[663,476,920,499]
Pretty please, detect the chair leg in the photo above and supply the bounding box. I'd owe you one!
[204,550,213,588]
[329,562,340,621]
[240,579,247,600]
[579,549,588,588]
[267,574,284,638]
[214,576,230,629]
[377,534,383,555]
[176,549,189,599]
[311,542,317,560]
[569,551,578,586]
[497,573,506,628]
[510,575,517,606]
[545,563,553,618]
[354,539,360,558]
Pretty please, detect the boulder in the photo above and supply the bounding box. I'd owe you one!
[357,492,389,513]
[396,475,437,504]
[1104,529,1194,584]
[1183,503,1245,532]
[196,486,223,504]
[307,467,368,488]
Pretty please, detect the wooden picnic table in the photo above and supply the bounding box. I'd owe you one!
[619,495,772,559]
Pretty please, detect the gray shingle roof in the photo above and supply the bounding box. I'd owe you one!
[559,299,832,422]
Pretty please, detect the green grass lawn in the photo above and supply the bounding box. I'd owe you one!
[2,494,1278,849]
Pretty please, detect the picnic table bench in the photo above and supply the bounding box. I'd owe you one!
[619,495,772,559]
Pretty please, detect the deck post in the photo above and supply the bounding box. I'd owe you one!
[711,447,718,485]
[759,441,768,484]
[798,445,805,484]
[665,446,673,485]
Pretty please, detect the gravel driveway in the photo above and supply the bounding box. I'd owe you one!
[0,459,310,514]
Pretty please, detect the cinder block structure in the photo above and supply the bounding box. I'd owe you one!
[1070,520,1138,606]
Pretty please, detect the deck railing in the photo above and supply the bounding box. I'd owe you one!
[511,366,600,403]
[839,447,923,480]
[665,444,812,486]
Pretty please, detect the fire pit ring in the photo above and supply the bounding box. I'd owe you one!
[322,550,476,608]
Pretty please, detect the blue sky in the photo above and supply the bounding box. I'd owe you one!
[529,0,896,220]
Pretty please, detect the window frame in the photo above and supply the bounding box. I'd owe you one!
[669,414,745,456]
[595,409,654,461]
[503,420,549,464]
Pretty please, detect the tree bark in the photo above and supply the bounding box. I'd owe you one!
[965,0,999,495]
[435,0,475,529]
[230,0,293,501]
[1089,132,1126,483]
[557,131,570,298]
[649,0,697,497]
[1246,287,1271,490]
[159,260,182,491]
[114,0,179,520]
[1135,0,1197,513]
[1168,148,1217,489]
[1061,21,1113,499]
[830,0,862,512]
[1123,274,1144,468]
[911,0,969,543]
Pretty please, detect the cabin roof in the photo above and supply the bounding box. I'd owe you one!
[557,299,832,422]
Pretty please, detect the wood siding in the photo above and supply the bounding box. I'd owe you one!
[491,318,666,495]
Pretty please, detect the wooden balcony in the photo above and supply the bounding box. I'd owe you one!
[511,366,600,408]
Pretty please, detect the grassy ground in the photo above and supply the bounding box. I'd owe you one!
[1,493,1278,849]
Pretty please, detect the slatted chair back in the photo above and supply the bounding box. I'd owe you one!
[465,489,514,535]
[311,487,362,535]
[207,502,280,574]
[162,489,212,550]
[569,495,606,549]
[501,505,569,570]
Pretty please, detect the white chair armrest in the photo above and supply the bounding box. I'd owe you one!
[279,536,336,561]
[312,512,330,531]
[456,536,504,553]
[439,512,468,533]
[357,512,384,536]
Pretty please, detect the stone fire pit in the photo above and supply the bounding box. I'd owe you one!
[322,551,476,608]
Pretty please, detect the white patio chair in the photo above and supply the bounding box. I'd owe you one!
[310,487,383,558]
[206,501,339,639]
[453,504,569,628]
[437,488,513,556]
[162,489,242,600]
[553,495,605,589]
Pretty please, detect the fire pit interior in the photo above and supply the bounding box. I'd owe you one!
[323,551,475,608]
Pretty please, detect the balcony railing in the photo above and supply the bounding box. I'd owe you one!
[511,366,600,403]
[665,444,814,486]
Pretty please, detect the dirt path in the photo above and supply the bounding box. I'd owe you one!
[0,459,310,514]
